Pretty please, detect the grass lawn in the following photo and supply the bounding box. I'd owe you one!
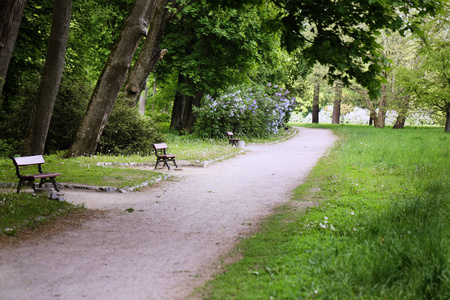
[199,124,449,299]
[0,129,294,237]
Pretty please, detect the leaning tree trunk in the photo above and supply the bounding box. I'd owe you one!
[123,0,174,107]
[67,0,162,157]
[22,0,71,156]
[312,81,320,123]
[332,80,342,124]
[0,0,27,95]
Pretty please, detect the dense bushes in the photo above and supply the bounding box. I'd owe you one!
[0,77,91,157]
[97,97,165,155]
[193,83,296,139]
[0,78,163,157]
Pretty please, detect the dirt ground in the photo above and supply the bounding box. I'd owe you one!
[0,128,337,300]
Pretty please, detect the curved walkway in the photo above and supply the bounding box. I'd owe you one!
[0,128,337,300]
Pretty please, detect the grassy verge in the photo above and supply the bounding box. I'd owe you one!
[0,192,82,237]
[199,125,449,299]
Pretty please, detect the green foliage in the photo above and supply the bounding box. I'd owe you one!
[156,1,295,98]
[193,83,296,138]
[46,79,91,153]
[201,125,449,299]
[97,97,165,155]
[0,75,91,156]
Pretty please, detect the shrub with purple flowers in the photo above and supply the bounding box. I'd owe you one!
[193,83,296,138]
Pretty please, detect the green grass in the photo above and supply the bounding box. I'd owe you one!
[0,139,246,189]
[199,124,449,299]
[0,192,81,237]
[0,130,292,237]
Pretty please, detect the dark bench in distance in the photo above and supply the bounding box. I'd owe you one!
[227,132,240,147]
[152,143,178,170]
[10,155,61,193]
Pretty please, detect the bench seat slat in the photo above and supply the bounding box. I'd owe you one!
[21,172,61,179]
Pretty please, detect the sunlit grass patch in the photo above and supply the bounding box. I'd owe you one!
[200,125,449,299]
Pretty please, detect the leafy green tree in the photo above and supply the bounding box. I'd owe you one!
[22,0,72,156]
[158,1,294,132]
[214,0,445,97]
[68,0,168,157]
[0,0,132,155]
[408,15,450,132]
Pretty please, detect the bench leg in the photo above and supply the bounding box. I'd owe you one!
[16,179,36,193]
[164,160,170,170]
[16,179,24,193]
[154,158,161,170]
[39,178,60,192]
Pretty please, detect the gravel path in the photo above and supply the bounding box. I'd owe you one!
[0,128,337,300]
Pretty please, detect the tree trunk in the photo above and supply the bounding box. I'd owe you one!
[170,73,189,131]
[0,0,27,95]
[181,95,194,130]
[393,115,406,129]
[67,0,161,157]
[138,78,148,115]
[123,0,173,106]
[185,92,202,131]
[393,95,410,129]
[375,83,387,128]
[21,0,71,156]
[365,83,387,128]
[312,81,320,123]
[181,91,202,132]
[332,81,342,124]
[445,105,450,133]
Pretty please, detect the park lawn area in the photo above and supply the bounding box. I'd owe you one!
[0,130,293,237]
[199,125,449,299]
[0,137,246,189]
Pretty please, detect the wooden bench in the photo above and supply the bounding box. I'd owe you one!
[10,155,61,193]
[227,132,240,147]
[152,143,178,170]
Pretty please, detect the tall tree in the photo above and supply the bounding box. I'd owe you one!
[312,80,320,124]
[162,2,294,132]
[67,0,163,157]
[410,15,450,133]
[21,0,72,155]
[123,0,174,106]
[0,0,27,95]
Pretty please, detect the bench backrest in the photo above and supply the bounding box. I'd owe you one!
[152,143,168,150]
[11,155,45,166]
[226,132,233,137]
[152,143,169,156]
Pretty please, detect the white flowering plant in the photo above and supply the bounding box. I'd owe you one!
[193,83,297,138]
